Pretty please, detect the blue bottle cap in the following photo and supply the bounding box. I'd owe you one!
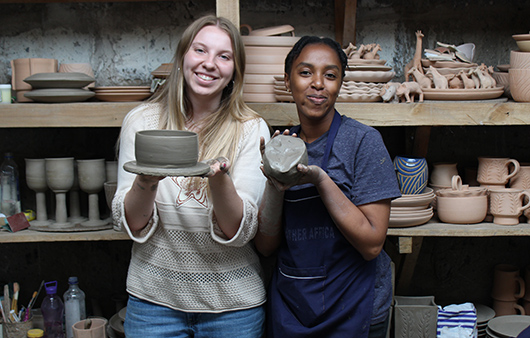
[44,281,58,295]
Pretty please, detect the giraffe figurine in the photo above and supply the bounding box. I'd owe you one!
[404,30,424,81]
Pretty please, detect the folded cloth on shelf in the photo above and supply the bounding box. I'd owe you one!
[437,302,477,338]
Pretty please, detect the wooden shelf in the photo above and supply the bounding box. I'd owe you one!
[387,220,530,237]
[0,228,130,243]
[2,100,530,128]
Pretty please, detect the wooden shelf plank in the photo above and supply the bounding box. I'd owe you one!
[0,228,130,243]
[2,101,530,128]
[387,220,530,237]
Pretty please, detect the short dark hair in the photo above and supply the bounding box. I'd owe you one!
[284,36,347,79]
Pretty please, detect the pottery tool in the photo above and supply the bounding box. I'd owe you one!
[11,282,19,315]
[3,284,11,322]
[24,280,44,321]
[0,297,7,323]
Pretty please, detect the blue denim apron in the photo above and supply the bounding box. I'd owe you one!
[268,111,376,337]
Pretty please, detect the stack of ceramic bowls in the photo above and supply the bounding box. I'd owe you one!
[486,315,530,338]
[242,25,299,102]
[389,187,435,227]
[475,304,496,337]
[509,34,530,102]
[492,64,511,98]
[22,72,95,103]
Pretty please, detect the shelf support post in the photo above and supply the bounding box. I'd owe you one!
[216,0,239,28]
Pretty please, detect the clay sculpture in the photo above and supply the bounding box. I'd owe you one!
[407,66,432,89]
[380,82,401,103]
[262,135,308,185]
[426,66,449,89]
[397,82,424,103]
[404,30,424,81]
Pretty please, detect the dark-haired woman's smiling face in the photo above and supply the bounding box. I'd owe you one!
[286,43,343,123]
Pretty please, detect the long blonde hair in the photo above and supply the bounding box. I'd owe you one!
[150,15,261,166]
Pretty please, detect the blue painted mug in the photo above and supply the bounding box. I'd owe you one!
[393,156,429,194]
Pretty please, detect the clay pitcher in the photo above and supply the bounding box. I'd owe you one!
[430,162,458,187]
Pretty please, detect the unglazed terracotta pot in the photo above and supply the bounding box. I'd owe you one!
[489,188,530,225]
[393,156,428,195]
[430,162,458,187]
[477,157,520,187]
[510,68,530,102]
[436,195,488,224]
[491,264,525,302]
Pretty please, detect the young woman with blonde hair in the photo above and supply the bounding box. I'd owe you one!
[113,15,270,337]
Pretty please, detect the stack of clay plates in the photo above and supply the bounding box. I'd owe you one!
[389,187,435,227]
[242,29,300,102]
[475,304,495,338]
[91,86,152,102]
[23,72,96,103]
[486,315,530,338]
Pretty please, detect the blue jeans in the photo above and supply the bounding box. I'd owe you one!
[124,295,265,338]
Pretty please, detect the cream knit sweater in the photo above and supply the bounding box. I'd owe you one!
[113,103,270,312]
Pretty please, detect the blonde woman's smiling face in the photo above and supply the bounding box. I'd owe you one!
[183,25,235,103]
[286,43,342,123]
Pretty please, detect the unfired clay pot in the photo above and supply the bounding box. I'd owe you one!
[263,135,308,185]
[430,162,458,187]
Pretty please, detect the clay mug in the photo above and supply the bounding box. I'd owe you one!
[477,157,520,188]
[492,299,525,316]
[510,165,530,190]
[524,265,530,301]
[491,264,525,301]
[393,156,428,195]
[430,162,458,187]
[72,318,107,338]
[489,188,530,225]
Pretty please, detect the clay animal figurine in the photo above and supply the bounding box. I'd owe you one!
[350,44,366,59]
[468,69,481,89]
[447,74,464,89]
[343,42,356,58]
[364,43,381,60]
[426,66,449,89]
[404,30,425,81]
[407,66,432,89]
[482,64,498,88]
[473,66,494,89]
[380,82,401,103]
[397,82,424,103]
[458,70,476,89]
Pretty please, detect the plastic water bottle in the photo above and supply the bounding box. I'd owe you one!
[41,281,65,338]
[0,152,21,216]
[63,277,86,338]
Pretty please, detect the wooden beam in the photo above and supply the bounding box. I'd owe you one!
[216,0,239,28]
[335,0,357,47]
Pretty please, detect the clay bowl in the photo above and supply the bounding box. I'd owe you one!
[492,71,511,97]
[509,68,530,102]
[513,34,530,52]
[104,181,117,210]
[436,195,488,224]
[135,130,199,168]
[262,135,308,185]
[510,50,530,69]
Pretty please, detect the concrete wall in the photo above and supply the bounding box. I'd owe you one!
[1,0,530,318]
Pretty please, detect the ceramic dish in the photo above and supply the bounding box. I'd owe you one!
[475,304,496,324]
[29,223,112,232]
[421,87,504,100]
[391,205,430,211]
[242,36,300,47]
[388,212,433,228]
[343,70,395,83]
[487,315,530,337]
[109,313,125,337]
[421,59,478,68]
[24,88,95,103]
[23,72,95,89]
[94,92,152,102]
[497,64,510,72]
[347,59,387,66]
[337,93,382,102]
[124,160,210,177]
[347,65,393,72]
[92,86,151,91]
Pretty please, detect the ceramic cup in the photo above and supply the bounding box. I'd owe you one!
[491,264,525,301]
[489,188,530,225]
[430,162,458,187]
[492,299,525,316]
[393,156,429,195]
[72,318,107,338]
[477,157,520,188]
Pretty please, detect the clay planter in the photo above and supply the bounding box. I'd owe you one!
[394,296,438,338]
[262,135,308,185]
[509,68,530,102]
[510,50,530,69]
[436,195,488,224]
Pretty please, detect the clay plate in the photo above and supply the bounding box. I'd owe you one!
[388,212,433,228]
[343,70,395,83]
[348,59,387,66]
[29,223,112,232]
[497,64,510,72]
[124,160,210,177]
[23,72,95,89]
[347,65,393,71]
[24,88,95,103]
[487,315,530,337]
[422,87,504,100]
[421,59,478,68]
[94,92,152,102]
